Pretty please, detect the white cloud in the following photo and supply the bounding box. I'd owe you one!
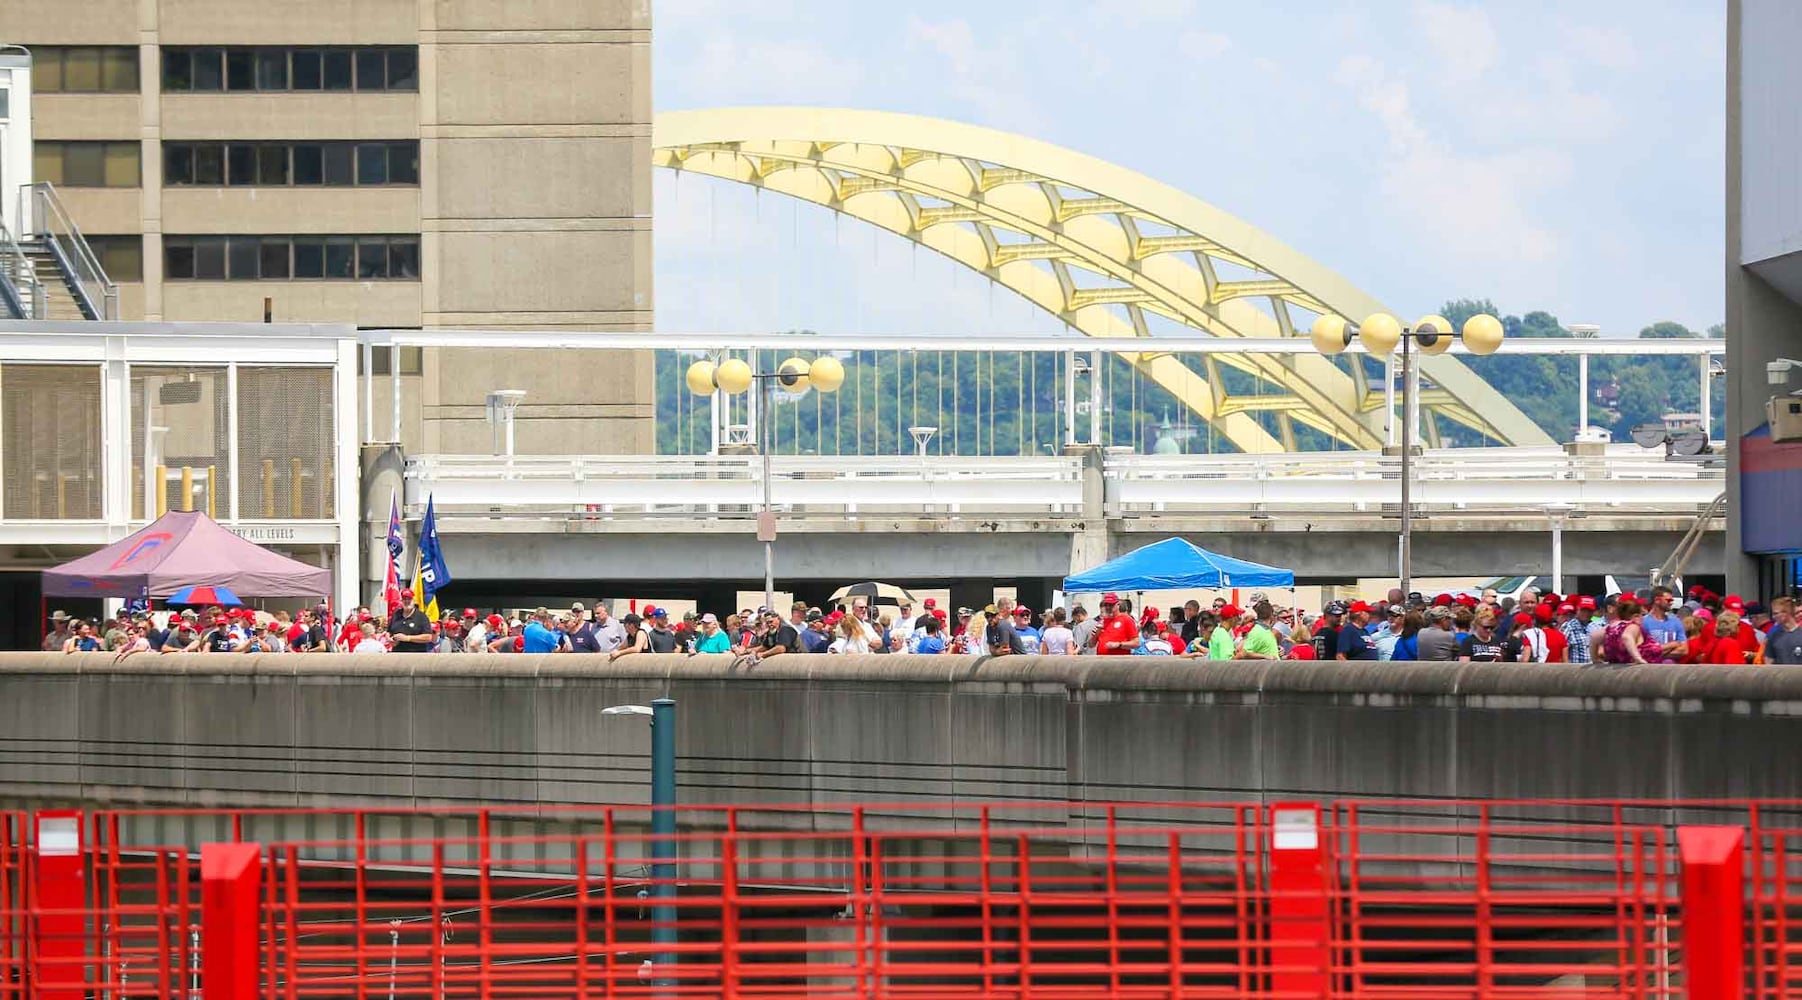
[1561,22,1640,71]
[904,16,1046,132]
[1103,0,1198,24]
[1335,53,1570,267]
[1413,1,1499,83]
[1178,30,1231,61]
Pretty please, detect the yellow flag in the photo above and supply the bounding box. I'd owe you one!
[411,565,439,622]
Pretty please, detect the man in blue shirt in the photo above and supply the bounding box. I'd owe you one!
[1640,585,1686,659]
[913,616,948,654]
[522,608,562,653]
[1336,602,1379,660]
[800,609,832,653]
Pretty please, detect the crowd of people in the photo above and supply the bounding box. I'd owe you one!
[41,584,1802,665]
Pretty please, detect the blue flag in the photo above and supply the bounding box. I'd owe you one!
[417,494,452,606]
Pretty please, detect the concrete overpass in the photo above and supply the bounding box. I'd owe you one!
[4,654,1793,822]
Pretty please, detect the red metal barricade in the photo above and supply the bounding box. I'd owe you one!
[0,799,1797,998]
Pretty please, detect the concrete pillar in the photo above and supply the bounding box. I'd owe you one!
[1065,444,1109,577]
[360,443,406,606]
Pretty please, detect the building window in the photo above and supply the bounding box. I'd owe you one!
[357,344,423,376]
[31,46,140,93]
[33,141,140,187]
[84,236,144,282]
[163,141,418,187]
[163,46,418,93]
[164,235,421,281]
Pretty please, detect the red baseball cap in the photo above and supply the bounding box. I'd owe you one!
[1347,600,1373,614]
[1578,596,1597,610]
[1455,594,1479,607]
[1534,604,1554,623]
[1013,606,1031,617]
[1557,603,1576,614]
[1219,604,1242,618]
[1432,593,1453,607]
[462,608,477,618]
[400,588,415,600]
[932,608,947,620]
[1513,613,1533,627]
[1725,594,1746,612]
[1101,592,1120,604]
[486,614,505,629]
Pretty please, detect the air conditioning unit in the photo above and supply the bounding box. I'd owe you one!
[1770,395,1802,443]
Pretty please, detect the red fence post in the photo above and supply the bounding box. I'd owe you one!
[1678,825,1745,1000]
[1267,802,1331,1000]
[200,842,262,1000]
[29,811,85,1000]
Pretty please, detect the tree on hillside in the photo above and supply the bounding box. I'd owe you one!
[1639,321,1697,339]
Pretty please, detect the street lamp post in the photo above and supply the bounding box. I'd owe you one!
[602,699,678,988]
[686,355,846,610]
[1311,311,1505,597]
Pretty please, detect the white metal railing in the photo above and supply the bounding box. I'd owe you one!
[24,182,117,320]
[408,447,1722,520]
[406,453,1086,515]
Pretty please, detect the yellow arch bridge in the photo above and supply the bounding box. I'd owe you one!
[653,106,1552,454]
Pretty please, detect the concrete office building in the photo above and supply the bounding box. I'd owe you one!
[0,0,654,453]
[1727,0,1802,597]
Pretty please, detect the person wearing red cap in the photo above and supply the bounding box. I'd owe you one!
[1533,603,1567,663]
[1208,605,1242,660]
[1336,602,1378,660]
[1512,611,1549,662]
[1095,595,1139,655]
[386,588,434,653]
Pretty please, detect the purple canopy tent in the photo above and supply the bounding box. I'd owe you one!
[41,510,331,600]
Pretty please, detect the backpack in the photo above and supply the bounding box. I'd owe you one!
[1601,620,1634,664]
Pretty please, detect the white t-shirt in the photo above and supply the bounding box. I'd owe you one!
[463,623,488,652]
[1040,625,1075,654]
[354,637,389,654]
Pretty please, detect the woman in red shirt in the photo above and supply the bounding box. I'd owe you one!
[1703,611,1753,664]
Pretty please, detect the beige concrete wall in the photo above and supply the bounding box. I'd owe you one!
[157,0,417,43]
[0,0,139,43]
[33,95,141,140]
[160,94,418,141]
[51,187,144,233]
[162,187,420,235]
[432,0,652,32]
[162,281,420,326]
[432,137,641,220]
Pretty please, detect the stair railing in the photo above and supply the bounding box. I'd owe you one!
[22,181,117,320]
[0,210,40,319]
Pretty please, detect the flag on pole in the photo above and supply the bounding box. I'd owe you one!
[415,494,451,623]
[384,490,406,616]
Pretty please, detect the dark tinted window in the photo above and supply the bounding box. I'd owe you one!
[161,48,192,90]
[254,49,288,90]
[36,47,140,93]
[292,144,323,185]
[224,49,255,91]
[323,238,354,278]
[290,49,322,90]
[164,144,194,185]
[357,238,389,279]
[193,238,226,280]
[256,145,288,185]
[165,241,196,279]
[387,142,419,184]
[227,237,259,280]
[226,144,255,186]
[191,48,223,90]
[321,49,353,91]
[355,49,385,91]
[62,144,105,186]
[86,236,143,282]
[322,143,353,186]
[292,239,324,278]
[259,239,291,279]
[386,48,418,90]
[355,143,386,185]
[193,144,224,185]
[389,238,419,279]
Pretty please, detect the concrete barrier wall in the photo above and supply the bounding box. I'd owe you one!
[1,653,1799,815]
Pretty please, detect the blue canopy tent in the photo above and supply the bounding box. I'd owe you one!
[1062,538,1294,593]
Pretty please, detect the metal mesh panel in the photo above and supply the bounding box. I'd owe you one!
[1,364,103,519]
[128,367,229,520]
[236,366,334,519]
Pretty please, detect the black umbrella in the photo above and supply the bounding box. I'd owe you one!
[826,581,917,605]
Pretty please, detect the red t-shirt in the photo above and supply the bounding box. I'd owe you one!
[1705,636,1749,665]
[1287,643,1315,660]
[1542,626,1568,663]
[338,621,363,651]
[1096,614,1138,655]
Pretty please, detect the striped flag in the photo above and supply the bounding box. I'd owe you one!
[384,490,405,616]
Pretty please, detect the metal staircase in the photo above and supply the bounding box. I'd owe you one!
[0,182,117,321]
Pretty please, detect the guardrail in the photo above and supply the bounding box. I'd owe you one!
[23,181,117,320]
[409,446,1723,519]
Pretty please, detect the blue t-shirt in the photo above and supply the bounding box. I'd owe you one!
[522,621,561,653]
[567,625,602,653]
[801,628,830,653]
[1015,626,1041,654]
[1641,611,1685,647]
[1337,625,1377,660]
[915,634,946,654]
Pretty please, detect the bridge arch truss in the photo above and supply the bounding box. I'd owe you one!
[654,107,1551,453]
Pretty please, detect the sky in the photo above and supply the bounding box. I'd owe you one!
[652,0,1724,339]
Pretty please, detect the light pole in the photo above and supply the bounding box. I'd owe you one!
[602,699,677,987]
[686,355,846,610]
[1311,311,1505,597]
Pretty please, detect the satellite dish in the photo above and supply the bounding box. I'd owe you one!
[1630,423,1668,450]
[1669,429,1711,457]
